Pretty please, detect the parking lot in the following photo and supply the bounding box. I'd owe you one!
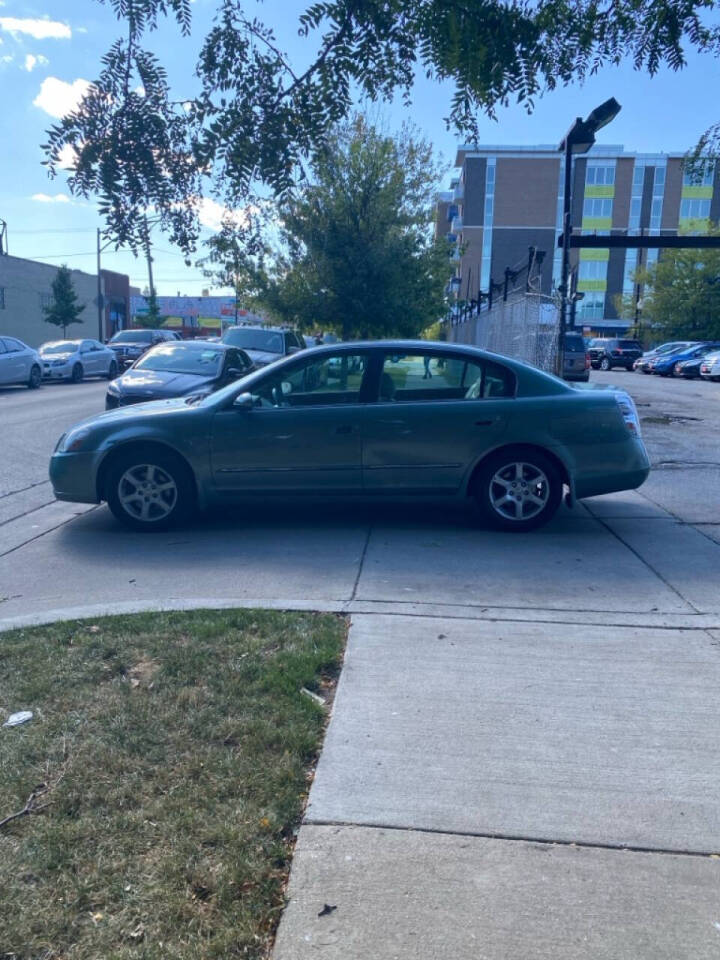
[1,368,719,627]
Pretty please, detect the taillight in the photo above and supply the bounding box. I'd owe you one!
[585,353,591,369]
[612,349,622,355]
[615,395,642,437]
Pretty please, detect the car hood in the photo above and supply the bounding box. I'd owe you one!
[113,369,216,397]
[243,349,283,365]
[41,352,75,361]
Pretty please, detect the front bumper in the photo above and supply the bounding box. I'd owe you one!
[42,362,72,379]
[49,451,101,503]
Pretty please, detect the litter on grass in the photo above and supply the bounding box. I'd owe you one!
[3,711,33,728]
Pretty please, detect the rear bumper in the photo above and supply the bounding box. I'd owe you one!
[573,439,651,500]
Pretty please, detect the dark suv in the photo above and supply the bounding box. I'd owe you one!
[108,329,180,369]
[221,325,305,367]
[588,338,643,371]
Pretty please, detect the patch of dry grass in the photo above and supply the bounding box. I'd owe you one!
[0,608,346,959]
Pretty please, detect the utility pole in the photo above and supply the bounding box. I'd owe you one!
[96,228,104,341]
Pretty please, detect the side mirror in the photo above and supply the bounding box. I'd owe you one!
[288,345,301,354]
[233,392,255,410]
[226,367,244,379]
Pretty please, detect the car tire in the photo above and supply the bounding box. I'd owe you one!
[600,357,611,371]
[27,364,42,389]
[106,448,195,531]
[473,448,563,533]
[107,360,118,380]
[71,363,84,384]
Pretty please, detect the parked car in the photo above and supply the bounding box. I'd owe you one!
[106,341,254,409]
[563,332,590,382]
[651,342,720,377]
[39,339,118,383]
[587,338,643,371]
[222,325,305,367]
[675,351,717,378]
[699,351,720,381]
[107,329,181,370]
[633,341,697,373]
[50,340,649,533]
[0,336,42,389]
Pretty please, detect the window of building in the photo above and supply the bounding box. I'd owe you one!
[0,286,5,309]
[632,165,645,188]
[585,164,615,186]
[680,198,712,220]
[683,163,714,187]
[582,197,613,219]
[578,260,607,281]
[576,291,606,321]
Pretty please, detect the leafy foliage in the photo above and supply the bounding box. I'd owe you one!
[626,223,720,340]
[258,118,452,340]
[42,0,720,253]
[42,265,86,337]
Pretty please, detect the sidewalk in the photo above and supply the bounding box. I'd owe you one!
[273,613,720,959]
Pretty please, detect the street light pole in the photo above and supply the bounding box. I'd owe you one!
[557,97,622,376]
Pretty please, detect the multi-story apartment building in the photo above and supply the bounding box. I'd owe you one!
[438,144,718,332]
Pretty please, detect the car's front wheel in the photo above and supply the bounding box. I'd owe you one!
[71,363,84,383]
[473,449,563,532]
[600,357,611,371]
[27,364,42,389]
[107,360,118,380]
[106,450,194,531]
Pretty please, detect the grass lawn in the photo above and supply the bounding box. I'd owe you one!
[0,608,347,959]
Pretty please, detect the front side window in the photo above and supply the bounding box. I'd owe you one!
[379,353,514,402]
[254,353,368,407]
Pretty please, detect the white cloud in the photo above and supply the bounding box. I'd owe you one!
[24,53,48,72]
[0,17,71,40]
[33,76,90,118]
[198,198,252,232]
[32,192,72,203]
[56,143,79,170]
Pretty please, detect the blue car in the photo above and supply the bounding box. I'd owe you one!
[649,342,720,377]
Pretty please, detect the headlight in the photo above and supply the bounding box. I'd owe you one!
[59,427,93,453]
[106,381,120,395]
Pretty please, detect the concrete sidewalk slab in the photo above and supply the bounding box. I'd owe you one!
[581,489,672,520]
[354,515,693,614]
[307,614,720,852]
[641,466,720,525]
[603,518,720,614]
[273,825,720,960]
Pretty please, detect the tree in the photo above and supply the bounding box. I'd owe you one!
[135,289,166,329]
[42,265,86,338]
[258,117,453,341]
[41,0,720,256]
[622,223,720,340]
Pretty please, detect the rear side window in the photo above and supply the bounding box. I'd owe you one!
[2,338,23,352]
[618,340,642,349]
[379,353,515,402]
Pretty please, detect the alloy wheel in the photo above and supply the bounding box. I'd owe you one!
[117,463,178,523]
[489,461,550,522]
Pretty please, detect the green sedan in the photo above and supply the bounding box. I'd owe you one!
[49,340,650,532]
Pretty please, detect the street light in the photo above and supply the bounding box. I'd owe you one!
[557,97,622,374]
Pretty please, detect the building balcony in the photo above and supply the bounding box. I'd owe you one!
[451,215,463,232]
[453,182,464,201]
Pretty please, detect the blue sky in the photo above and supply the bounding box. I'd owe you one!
[1,0,718,296]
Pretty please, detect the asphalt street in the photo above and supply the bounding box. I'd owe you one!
[1,367,719,958]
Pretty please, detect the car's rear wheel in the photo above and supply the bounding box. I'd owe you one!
[600,357,611,371]
[106,450,194,531]
[71,363,84,383]
[27,364,41,389]
[473,449,563,532]
[107,360,118,380]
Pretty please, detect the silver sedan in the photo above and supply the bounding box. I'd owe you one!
[39,338,118,383]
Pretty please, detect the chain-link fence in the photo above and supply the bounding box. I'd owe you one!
[447,291,560,374]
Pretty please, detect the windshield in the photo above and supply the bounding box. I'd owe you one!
[110,330,154,343]
[40,342,79,354]
[223,328,284,353]
[134,344,224,375]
